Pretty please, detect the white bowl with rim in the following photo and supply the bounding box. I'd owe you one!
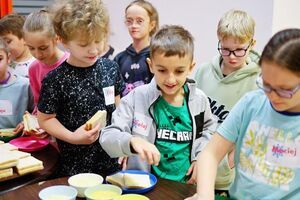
[68,173,103,198]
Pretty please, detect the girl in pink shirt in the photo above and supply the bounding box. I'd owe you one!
[23,9,69,114]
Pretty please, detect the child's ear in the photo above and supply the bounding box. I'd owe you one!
[146,57,154,73]
[149,20,156,34]
[188,61,196,75]
[7,52,11,64]
[54,35,61,43]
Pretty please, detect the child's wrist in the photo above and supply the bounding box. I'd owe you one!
[129,136,138,154]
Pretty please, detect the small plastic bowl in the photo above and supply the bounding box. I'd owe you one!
[39,185,77,200]
[84,184,122,200]
[114,194,150,200]
[68,173,103,198]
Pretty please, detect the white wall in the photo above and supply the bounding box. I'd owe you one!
[103,0,273,72]
[272,0,300,34]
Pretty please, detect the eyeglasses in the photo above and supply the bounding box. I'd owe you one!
[256,75,300,98]
[125,18,146,27]
[217,40,252,57]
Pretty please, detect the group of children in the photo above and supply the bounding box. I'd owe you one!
[1,0,300,199]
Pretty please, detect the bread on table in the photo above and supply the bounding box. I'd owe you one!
[0,168,13,179]
[0,143,18,151]
[10,150,31,159]
[106,172,151,189]
[16,156,44,175]
[0,153,18,170]
[106,172,125,187]
[0,128,16,137]
[85,110,107,131]
[124,173,151,188]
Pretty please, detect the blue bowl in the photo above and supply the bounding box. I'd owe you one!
[39,185,77,200]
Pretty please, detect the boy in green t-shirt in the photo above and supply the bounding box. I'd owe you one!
[100,25,217,183]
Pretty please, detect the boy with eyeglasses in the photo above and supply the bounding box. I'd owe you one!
[193,9,260,193]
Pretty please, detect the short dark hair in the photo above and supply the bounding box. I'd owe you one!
[150,25,194,60]
[259,28,300,73]
[0,13,25,38]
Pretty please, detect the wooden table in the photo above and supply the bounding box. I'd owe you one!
[0,176,196,199]
[0,142,60,195]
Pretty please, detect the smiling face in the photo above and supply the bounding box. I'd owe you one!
[219,36,253,73]
[261,61,300,112]
[24,31,58,65]
[63,36,101,67]
[125,4,155,42]
[147,52,195,104]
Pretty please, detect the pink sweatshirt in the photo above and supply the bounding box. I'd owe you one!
[29,52,69,114]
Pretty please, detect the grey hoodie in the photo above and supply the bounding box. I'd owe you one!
[100,78,217,172]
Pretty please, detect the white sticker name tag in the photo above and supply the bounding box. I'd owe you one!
[266,138,300,168]
[103,86,115,105]
[132,112,152,136]
[0,100,13,115]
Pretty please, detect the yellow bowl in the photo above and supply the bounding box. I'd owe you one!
[84,184,122,200]
[113,194,149,200]
[68,173,103,198]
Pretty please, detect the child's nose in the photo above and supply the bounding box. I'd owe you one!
[268,90,280,100]
[88,45,99,55]
[229,52,236,59]
[35,51,43,59]
[166,73,176,83]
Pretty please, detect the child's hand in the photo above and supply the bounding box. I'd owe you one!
[14,122,24,134]
[130,137,160,166]
[184,194,201,200]
[118,156,128,170]
[72,123,101,144]
[186,161,197,184]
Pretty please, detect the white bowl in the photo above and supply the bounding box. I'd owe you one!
[84,184,122,200]
[39,185,77,200]
[68,173,104,198]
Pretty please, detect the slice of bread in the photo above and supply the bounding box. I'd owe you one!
[23,113,40,133]
[0,143,18,151]
[106,172,151,189]
[85,110,107,131]
[0,128,15,137]
[17,165,44,175]
[16,156,44,175]
[106,172,125,187]
[10,150,31,159]
[0,152,18,169]
[0,168,13,179]
[124,173,151,188]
